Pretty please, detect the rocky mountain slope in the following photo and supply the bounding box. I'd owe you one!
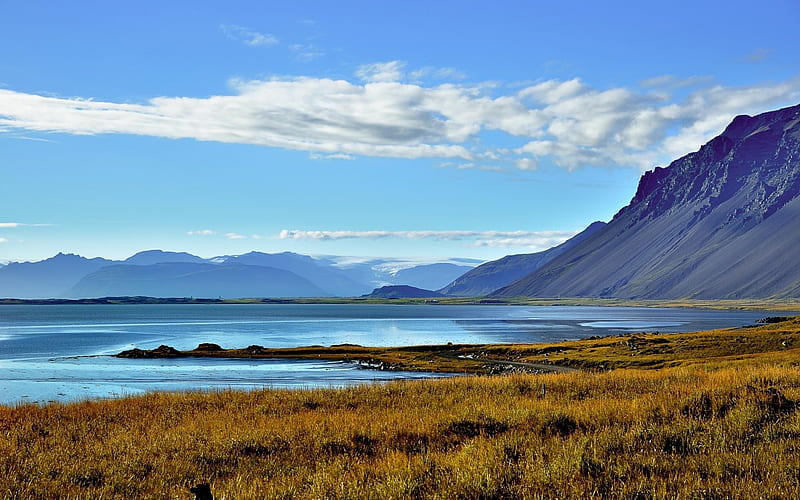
[493,103,800,299]
[438,221,606,296]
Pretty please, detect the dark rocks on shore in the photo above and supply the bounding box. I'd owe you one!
[116,344,183,358]
[195,343,223,351]
[355,359,401,371]
[245,345,266,354]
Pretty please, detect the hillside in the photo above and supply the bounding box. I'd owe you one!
[439,221,606,296]
[363,285,446,299]
[494,103,800,299]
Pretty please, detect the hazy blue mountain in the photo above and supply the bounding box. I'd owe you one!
[390,263,476,291]
[65,262,327,299]
[320,257,482,290]
[0,253,116,299]
[124,250,208,265]
[493,103,800,299]
[438,221,607,296]
[364,285,447,299]
[0,250,481,299]
[218,251,371,296]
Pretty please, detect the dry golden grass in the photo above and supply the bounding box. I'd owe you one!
[4,318,800,498]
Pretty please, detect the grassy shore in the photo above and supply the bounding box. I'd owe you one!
[118,315,800,375]
[3,318,800,498]
[4,295,800,311]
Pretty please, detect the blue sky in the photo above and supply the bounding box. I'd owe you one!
[1,0,799,263]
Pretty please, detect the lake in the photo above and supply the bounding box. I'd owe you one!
[0,304,787,405]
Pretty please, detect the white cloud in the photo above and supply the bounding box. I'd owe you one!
[465,236,574,249]
[0,238,7,243]
[0,69,798,171]
[187,229,215,236]
[0,222,51,228]
[515,158,537,171]
[309,153,355,160]
[410,66,467,82]
[278,229,577,250]
[289,44,324,62]
[225,232,247,240]
[356,61,406,83]
[222,24,279,47]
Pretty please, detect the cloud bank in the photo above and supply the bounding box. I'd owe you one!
[278,229,577,250]
[1,64,798,170]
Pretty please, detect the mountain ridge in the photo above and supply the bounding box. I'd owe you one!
[0,250,482,299]
[493,103,800,299]
[438,221,606,296]
[66,262,329,299]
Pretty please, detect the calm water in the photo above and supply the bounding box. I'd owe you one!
[0,304,787,405]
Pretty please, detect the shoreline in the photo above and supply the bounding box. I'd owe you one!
[2,295,800,311]
[115,342,573,375]
[115,315,800,375]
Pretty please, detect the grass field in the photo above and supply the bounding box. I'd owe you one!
[3,317,800,499]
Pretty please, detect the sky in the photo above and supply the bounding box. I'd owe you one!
[1,0,799,263]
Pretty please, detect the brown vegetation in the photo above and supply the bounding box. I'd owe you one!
[3,318,800,498]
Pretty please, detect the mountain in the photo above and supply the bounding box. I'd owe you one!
[322,256,482,290]
[0,253,116,298]
[65,262,327,298]
[438,221,606,296]
[125,250,208,265]
[390,263,476,291]
[0,250,481,299]
[364,285,447,299]
[218,251,371,296]
[493,103,800,299]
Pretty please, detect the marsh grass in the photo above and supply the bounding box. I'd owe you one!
[4,364,800,498]
[4,318,800,498]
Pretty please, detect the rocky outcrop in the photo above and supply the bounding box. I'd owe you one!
[117,345,183,358]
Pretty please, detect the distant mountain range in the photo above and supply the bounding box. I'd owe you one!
[0,250,480,299]
[493,103,800,299]
[67,262,328,299]
[0,253,115,299]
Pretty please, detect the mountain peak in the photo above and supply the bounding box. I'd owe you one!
[721,104,800,141]
[617,103,800,226]
[125,250,206,265]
